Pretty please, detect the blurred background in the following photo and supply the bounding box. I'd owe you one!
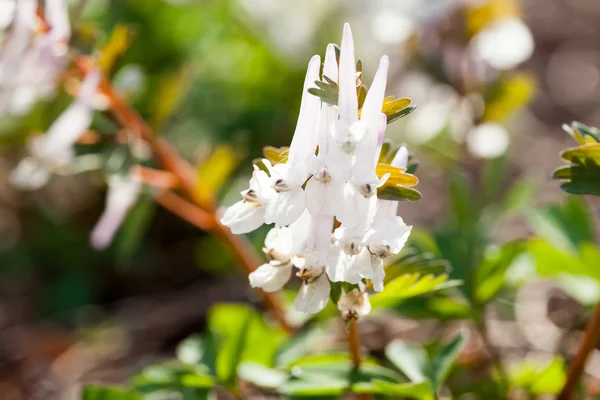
[1,0,600,398]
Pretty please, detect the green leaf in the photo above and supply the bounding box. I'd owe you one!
[329,280,342,304]
[275,329,317,367]
[385,340,430,384]
[196,145,241,203]
[393,295,475,320]
[553,163,600,196]
[572,121,600,143]
[360,380,433,399]
[237,361,288,389]
[431,330,469,390]
[241,311,288,366]
[371,273,462,309]
[377,184,422,201]
[283,362,402,396]
[508,356,566,395]
[385,252,452,282]
[561,144,600,164]
[130,362,215,395]
[176,333,217,376]
[526,197,595,251]
[208,304,254,388]
[474,242,524,304]
[387,105,416,124]
[82,385,141,400]
[115,194,156,263]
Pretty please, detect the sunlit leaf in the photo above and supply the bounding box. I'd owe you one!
[482,73,535,122]
[394,295,475,320]
[561,144,600,164]
[371,273,462,309]
[474,242,524,304]
[376,164,418,186]
[98,24,134,74]
[566,121,600,144]
[176,333,217,376]
[82,385,141,400]
[356,380,433,399]
[237,361,288,389]
[508,356,566,395]
[196,145,240,203]
[150,65,195,128]
[431,330,469,390]
[208,304,254,388]
[385,340,430,384]
[262,145,289,165]
[283,362,402,396]
[377,184,422,202]
[385,251,452,282]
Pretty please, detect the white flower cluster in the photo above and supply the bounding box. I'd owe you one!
[0,0,71,117]
[221,24,412,315]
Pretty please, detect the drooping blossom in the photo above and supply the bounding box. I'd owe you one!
[10,68,101,190]
[222,23,413,315]
[0,0,72,116]
[90,173,141,249]
[338,288,371,321]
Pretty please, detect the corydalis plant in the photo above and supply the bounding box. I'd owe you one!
[221,24,419,317]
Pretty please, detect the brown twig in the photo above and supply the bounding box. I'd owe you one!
[73,56,294,334]
[559,303,600,400]
[348,319,361,368]
[155,191,293,333]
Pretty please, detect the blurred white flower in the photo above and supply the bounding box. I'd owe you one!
[371,11,414,44]
[90,174,141,249]
[470,17,534,70]
[338,288,371,320]
[0,0,16,32]
[466,123,510,159]
[10,68,101,190]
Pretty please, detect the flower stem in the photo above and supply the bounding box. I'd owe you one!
[348,319,361,368]
[559,302,600,400]
[74,57,294,334]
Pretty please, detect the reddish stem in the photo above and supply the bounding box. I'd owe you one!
[559,303,600,400]
[74,57,293,333]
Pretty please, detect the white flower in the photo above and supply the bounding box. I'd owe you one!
[222,23,417,308]
[10,68,101,190]
[470,17,534,71]
[220,166,274,234]
[32,68,100,164]
[0,0,72,116]
[293,251,330,314]
[249,263,292,293]
[249,211,311,292]
[90,173,141,249]
[338,288,371,320]
[466,123,509,159]
[305,44,347,218]
[265,55,321,226]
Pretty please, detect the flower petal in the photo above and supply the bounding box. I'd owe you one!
[326,247,363,284]
[90,175,140,249]
[364,215,412,254]
[294,273,330,314]
[338,23,358,129]
[249,263,292,292]
[370,257,385,292]
[264,187,306,226]
[220,201,266,234]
